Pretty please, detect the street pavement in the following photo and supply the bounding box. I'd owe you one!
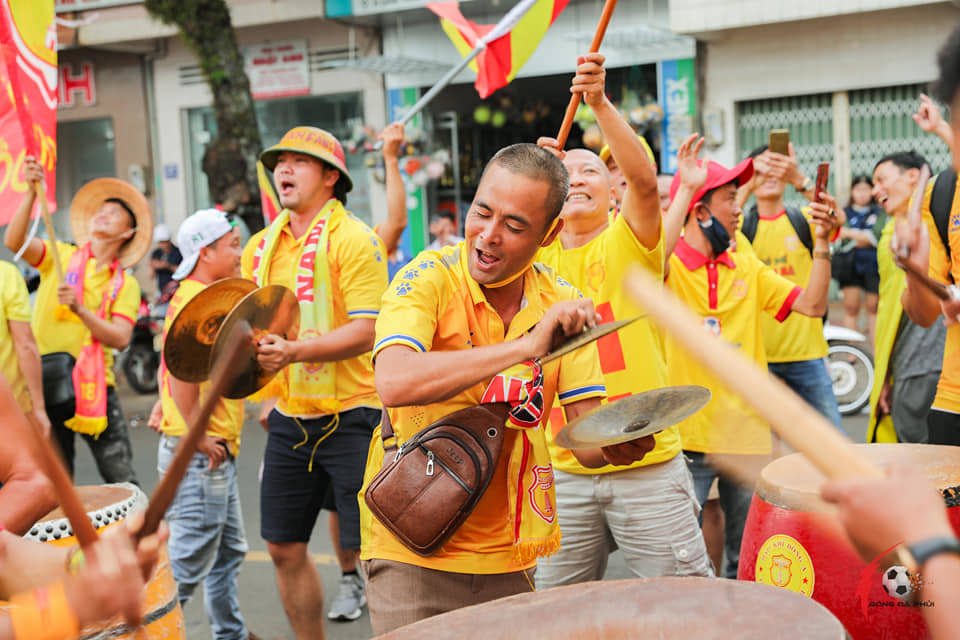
[71,377,869,640]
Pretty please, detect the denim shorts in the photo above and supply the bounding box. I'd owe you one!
[260,406,379,547]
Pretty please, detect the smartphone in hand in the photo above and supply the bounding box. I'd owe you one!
[769,129,789,156]
[814,162,830,207]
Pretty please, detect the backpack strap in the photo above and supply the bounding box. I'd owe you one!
[930,168,956,270]
[741,206,759,243]
[785,207,814,256]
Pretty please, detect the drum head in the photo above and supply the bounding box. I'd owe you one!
[758,443,960,512]
[374,577,844,639]
[26,483,145,542]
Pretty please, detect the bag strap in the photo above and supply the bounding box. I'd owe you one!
[785,207,814,256]
[380,409,397,451]
[741,206,759,243]
[931,168,956,273]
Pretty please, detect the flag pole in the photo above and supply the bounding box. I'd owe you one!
[555,0,619,149]
[37,181,63,281]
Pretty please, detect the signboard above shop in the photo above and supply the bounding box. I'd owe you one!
[327,0,475,17]
[243,40,310,100]
[55,0,142,12]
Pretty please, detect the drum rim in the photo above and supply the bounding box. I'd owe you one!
[25,483,146,543]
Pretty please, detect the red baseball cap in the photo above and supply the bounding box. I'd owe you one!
[669,157,754,213]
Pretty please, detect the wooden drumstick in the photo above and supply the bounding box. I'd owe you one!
[555,0,619,149]
[138,321,251,539]
[625,267,882,481]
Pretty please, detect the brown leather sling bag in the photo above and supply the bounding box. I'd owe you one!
[364,402,510,556]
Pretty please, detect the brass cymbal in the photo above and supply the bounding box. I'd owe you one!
[555,385,712,449]
[210,284,300,399]
[541,316,639,364]
[163,278,257,383]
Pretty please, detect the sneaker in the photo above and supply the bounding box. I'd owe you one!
[327,572,365,621]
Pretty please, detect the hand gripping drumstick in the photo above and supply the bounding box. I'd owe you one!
[138,321,252,539]
[554,0,619,149]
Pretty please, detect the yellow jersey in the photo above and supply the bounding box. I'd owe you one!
[666,238,801,454]
[360,244,606,574]
[749,209,829,362]
[536,215,680,474]
[926,175,960,413]
[159,278,245,456]
[241,213,387,415]
[30,241,140,387]
[0,261,33,410]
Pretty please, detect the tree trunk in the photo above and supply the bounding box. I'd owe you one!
[145,0,264,232]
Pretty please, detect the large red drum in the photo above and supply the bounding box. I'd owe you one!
[375,577,844,639]
[738,443,960,639]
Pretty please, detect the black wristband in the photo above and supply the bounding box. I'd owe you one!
[906,535,960,568]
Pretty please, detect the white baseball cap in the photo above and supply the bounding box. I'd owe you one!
[153,223,171,243]
[172,208,235,281]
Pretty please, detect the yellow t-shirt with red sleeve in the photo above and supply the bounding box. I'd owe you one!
[749,209,829,362]
[30,240,140,387]
[159,278,245,457]
[926,173,960,413]
[665,238,802,454]
[0,261,33,410]
[359,244,607,575]
[241,212,387,416]
[536,214,680,474]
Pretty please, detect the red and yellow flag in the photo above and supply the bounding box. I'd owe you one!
[427,0,569,99]
[257,159,281,224]
[0,0,57,223]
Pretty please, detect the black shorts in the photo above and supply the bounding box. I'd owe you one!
[833,251,879,294]
[260,406,380,548]
[927,409,960,446]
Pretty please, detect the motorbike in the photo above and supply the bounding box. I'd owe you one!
[120,294,162,394]
[824,324,874,416]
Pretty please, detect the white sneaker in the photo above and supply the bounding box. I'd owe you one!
[327,573,365,621]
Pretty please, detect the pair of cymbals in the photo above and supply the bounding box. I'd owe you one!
[555,385,712,449]
[163,278,300,398]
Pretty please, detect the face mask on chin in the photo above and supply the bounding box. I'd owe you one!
[697,208,732,256]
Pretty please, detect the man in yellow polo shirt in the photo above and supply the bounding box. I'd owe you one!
[4,157,149,484]
[241,127,386,636]
[666,158,839,577]
[156,208,262,640]
[360,143,655,634]
[737,145,843,428]
[532,53,712,586]
[0,260,48,436]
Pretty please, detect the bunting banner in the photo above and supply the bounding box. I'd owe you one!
[427,0,569,99]
[0,0,57,223]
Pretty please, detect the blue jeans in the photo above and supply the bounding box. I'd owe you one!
[768,358,842,428]
[685,451,754,579]
[158,436,249,640]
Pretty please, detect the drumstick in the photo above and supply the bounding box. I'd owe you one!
[555,0,618,149]
[138,321,251,539]
[625,268,882,481]
[898,256,954,301]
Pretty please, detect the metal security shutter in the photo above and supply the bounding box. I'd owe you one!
[849,83,952,178]
[737,93,834,209]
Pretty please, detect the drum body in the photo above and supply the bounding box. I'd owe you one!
[738,444,960,640]
[376,577,844,639]
[26,484,186,640]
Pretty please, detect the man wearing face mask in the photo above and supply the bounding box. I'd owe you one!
[664,159,840,577]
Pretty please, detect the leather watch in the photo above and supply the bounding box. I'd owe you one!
[796,176,813,193]
[906,535,960,568]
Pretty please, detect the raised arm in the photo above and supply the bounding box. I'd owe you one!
[791,193,841,317]
[914,93,955,151]
[2,157,45,266]
[573,53,660,249]
[376,122,409,255]
[664,135,708,259]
